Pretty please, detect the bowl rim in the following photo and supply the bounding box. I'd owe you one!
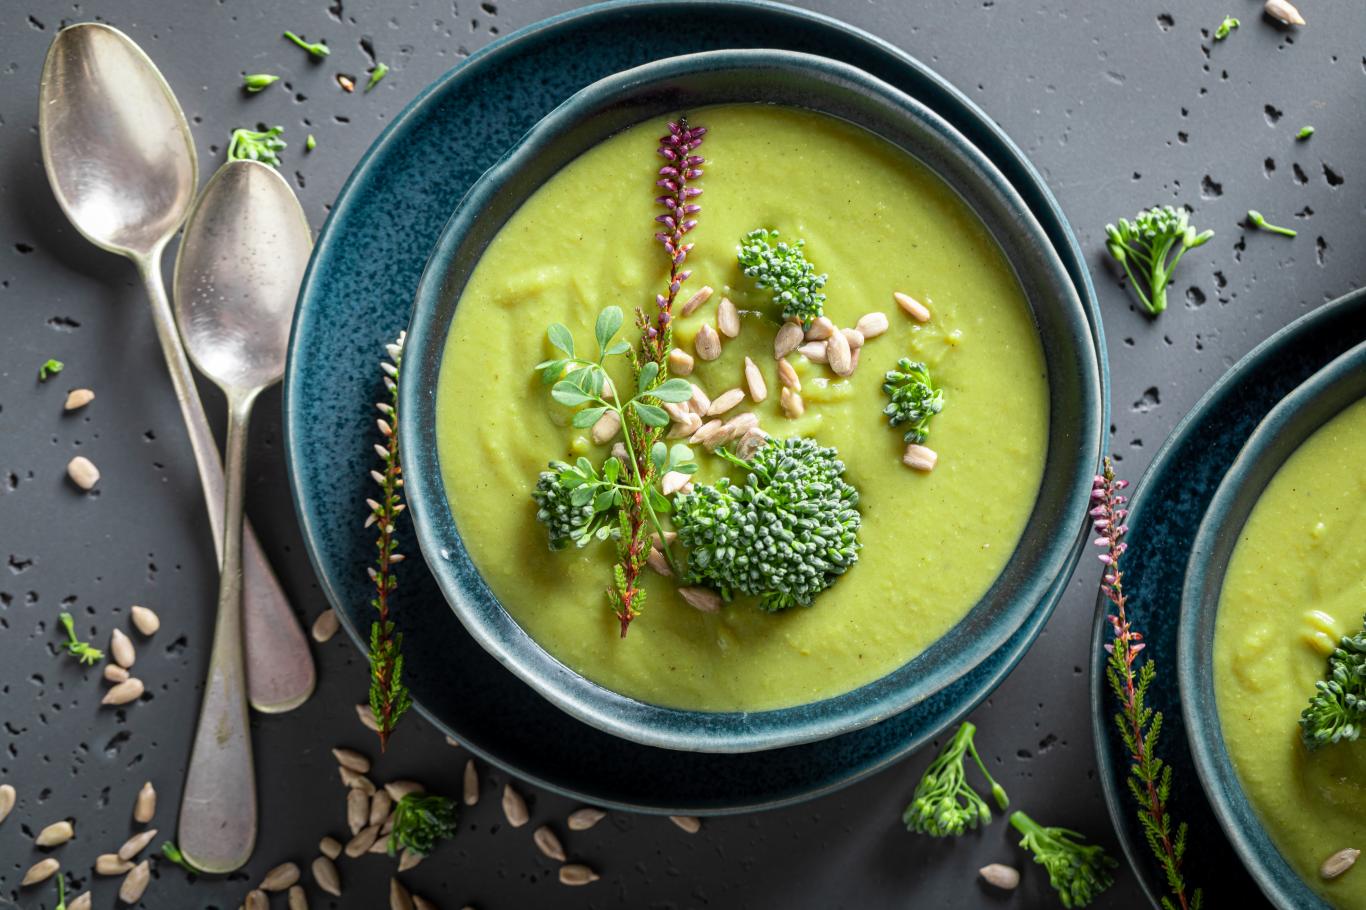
[400,47,1102,753]
[1179,339,1366,909]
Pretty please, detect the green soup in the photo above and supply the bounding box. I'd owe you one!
[435,104,1049,712]
[1214,396,1366,905]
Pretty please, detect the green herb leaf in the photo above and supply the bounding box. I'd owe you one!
[632,401,670,428]
[38,359,64,382]
[604,340,631,356]
[637,360,661,396]
[283,30,330,58]
[226,126,286,167]
[388,793,458,856]
[365,62,390,92]
[646,485,671,514]
[1248,210,1297,237]
[650,441,667,473]
[571,406,608,428]
[595,306,624,353]
[603,457,621,484]
[1296,125,1315,140]
[551,381,593,407]
[666,443,694,470]
[57,612,103,665]
[242,73,280,92]
[651,378,694,403]
[546,323,575,357]
[1213,15,1239,40]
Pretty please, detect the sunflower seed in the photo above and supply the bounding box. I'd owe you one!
[345,824,380,858]
[742,357,768,403]
[678,586,721,613]
[369,791,393,827]
[667,412,702,439]
[841,327,865,352]
[780,387,805,419]
[117,827,157,860]
[356,704,381,732]
[445,736,460,748]
[687,383,711,415]
[668,347,694,376]
[979,863,1020,890]
[894,291,930,322]
[694,323,722,361]
[368,834,391,854]
[261,861,300,892]
[1264,0,1306,25]
[707,387,745,417]
[902,444,938,472]
[662,401,690,423]
[245,889,268,910]
[718,413,759,446]
[413,897,439,910]
[332,747,370,774]
[688,418,724,446]
[110,628,135,668]
[463,759,479,806]
[804,316,835,341]
[119,860,150,903]
[660,471,693,496]
[104,664,129,683]
[125,606,160,639]
[826,329,852,376]
[67,456,100,491]
[568,807,607,830]
[534,825,567,862]
[1321,847,1360,880]
[68,891,92,910]
[312,855,342,896]
[669,815,701,833]
[288,885,309,910]
[102,678,144,706]
[398,848,422,872]
[590,408,622,445]
[319,836,342,860]
[559,864,600,886]
[311,609,339,643]
[716,297,741,337]
[735,427,769,460]
[856,312,889,339]
[385,780,425,802]
[797,341,827,364]
[36,820,74,847]
[0,784,14,825]
[652,531,678,550]
[64,388,95,411]
[776,358,801,391]
[346,789,369,835]
[390,878,414,910]
[134,781,156,823]
[773,322,804,359]
[502,783,529,827]
[22,858,59,887]
[339,766,375,793]
[646,548,672,577]
[679,285,713,317]
[96,854,133,875]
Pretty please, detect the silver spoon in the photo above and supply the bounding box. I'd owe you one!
[38,22,316,714]
[172,159,312,872]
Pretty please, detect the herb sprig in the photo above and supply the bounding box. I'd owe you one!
[902,721,1008,837]
[242,73,279,93]
[57,612,103,665]
[227,126,286,167]
[38,359,64,382]
[388,792,459,856]
[366,333,412,749]
[283,30,329,58]
[1247,210,1297,237]
[1104,206,1214,316]
[1095,460,1203,910]
[1213,16,1239,40]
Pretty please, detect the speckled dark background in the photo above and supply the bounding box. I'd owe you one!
[1,0,1362,907]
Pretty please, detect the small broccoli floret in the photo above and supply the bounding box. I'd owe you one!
[882,358,944,444]
[1104,205,1213,316]
[903,722,1009,837]
[672,436,861,611]
[531,458,621,550]
[736,229,828,328]
[1301,621,1366,750]
[1010,811,1117,908]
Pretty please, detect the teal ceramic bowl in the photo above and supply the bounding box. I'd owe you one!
[401,48,1102,753]
[1180,340,1366,908]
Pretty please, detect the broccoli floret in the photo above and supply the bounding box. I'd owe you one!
[1300,619,1366,750]
[1011,811,1117,908]
[882,358,943,444]
[531,458,621,550]
[736,229,828,328]
[1103,205,1213,316]
[672,436,861,612]
[903,722,1009,837]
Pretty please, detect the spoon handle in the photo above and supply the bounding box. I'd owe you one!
[178,389,258,873]
[138,252,316,712]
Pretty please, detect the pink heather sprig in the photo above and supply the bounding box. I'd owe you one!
[647,116,706,362]
[1094,458,1203,910]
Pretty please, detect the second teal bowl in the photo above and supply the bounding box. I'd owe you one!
[401,48,1102,752]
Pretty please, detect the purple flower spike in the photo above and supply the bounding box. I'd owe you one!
[646,114,706,355]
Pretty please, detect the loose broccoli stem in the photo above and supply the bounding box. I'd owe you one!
[1010,810,1117,908]
[902,722,1009,837]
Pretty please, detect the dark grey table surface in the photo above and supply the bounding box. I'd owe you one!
[1,0,1362,907]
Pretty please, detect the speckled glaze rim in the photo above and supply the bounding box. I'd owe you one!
[1178,341,1366,909]
[400,48,1102,753]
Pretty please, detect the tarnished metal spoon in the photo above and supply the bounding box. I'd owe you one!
[172,160,312,872]
[38,22,315,714]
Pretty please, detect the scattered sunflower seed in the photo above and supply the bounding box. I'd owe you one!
[646,548,672,577]
[590,408,622,445]
[95,853,134,875]
[117,827,157,860]
[463,759,479,806]
[35,820,74,847]
[707,387,746,416]
[743,357,767,403]
[345,824,380,858]
[558,863,600,886]
[130,605,160,636]
[668,348,694,376]
[773,321,804,359]
[669,815,701,833]
[979,863,1020,890]
[776,358,801,391]
[390,877,415,910]
[678,586,721,613]
[1263,0,1305,25]
[694,323,722,361]
[312,855,342,896]
[841,327,865,352]
[805,316,835,341]
[445,735,460,748]
[369,790,393,827]
[110,628,135,668]
[398,848,422,872]
[134,781,156,823]
[902,443,938,473]
[716,297,741,337]
[333,747,371,774]
[384,780,424,802]
[1321,847,1360,880]
[356,704,381,732]
[894,291,931,322]
[660,471,693,497]
[339,766,375,793]
[502,783,529,828]
[679,285,713,317]
[567,807,607,831]
[64,388,95,411]
[856,312,889,339]
[104,664,129,683]
[311,609,339,643]
[826,329,852,376]
[102,677,144,706]
[68,891,92,910]
[319,836,342,860]
[797,341,828,364]
[779,387,805,419]
[119,860,151,903]
[347,789,369,835]
[67,456,100,491]
[261,862,301,891]
[413,897,439,910]
[288,884,309,910]
[337,73,356,92]
[22,857,60,886]
[0,784,15,825]
[245,889,268,910]
[534,825,567,862]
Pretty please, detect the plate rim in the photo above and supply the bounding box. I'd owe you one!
[284,0,1111,812]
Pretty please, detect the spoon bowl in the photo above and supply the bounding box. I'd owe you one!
[39,22,196,257]
[174,161,311,392]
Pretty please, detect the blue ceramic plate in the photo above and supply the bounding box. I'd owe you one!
[286,0,1109,811]
[1180,341,1366,909]
[402,49,1100,753]
[1090,290,1366,905]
